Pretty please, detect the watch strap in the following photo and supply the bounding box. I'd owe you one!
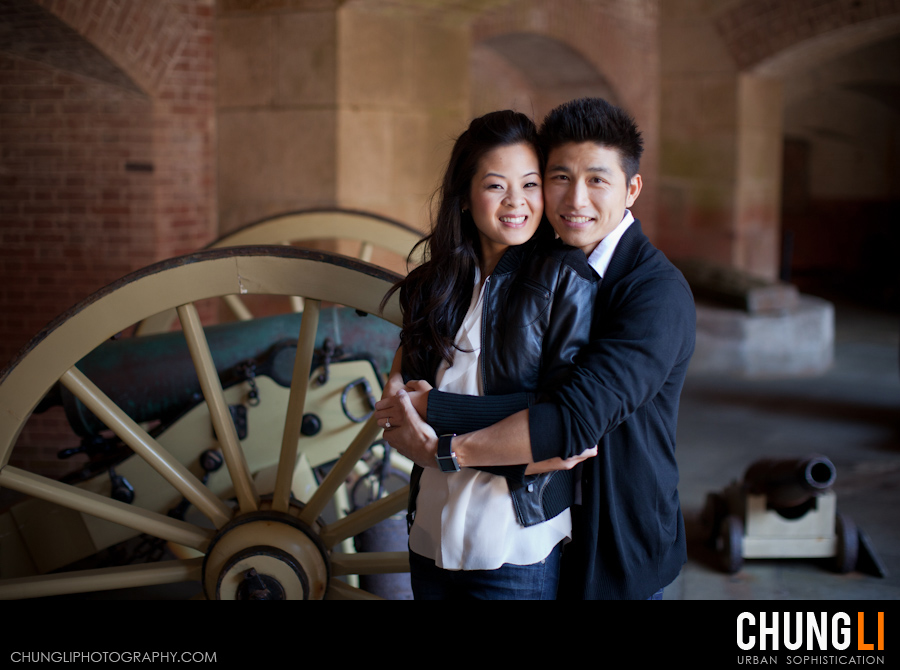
[436,434,459,473]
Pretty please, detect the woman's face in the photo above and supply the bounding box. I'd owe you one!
[467,142,543,270]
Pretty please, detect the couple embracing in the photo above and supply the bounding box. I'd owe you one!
[375,97,696,600]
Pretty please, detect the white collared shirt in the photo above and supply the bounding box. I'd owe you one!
[586,209,634,278]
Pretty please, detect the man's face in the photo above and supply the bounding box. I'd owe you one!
[543,142,642,255]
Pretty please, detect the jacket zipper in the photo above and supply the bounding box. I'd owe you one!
[480,275,491,394]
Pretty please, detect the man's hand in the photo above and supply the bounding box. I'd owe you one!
[375,390,439,469]
[524,447,598,475]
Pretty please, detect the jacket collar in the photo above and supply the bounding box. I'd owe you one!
[491,233,544,276]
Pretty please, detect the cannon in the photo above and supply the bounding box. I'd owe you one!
[700,455,858,574]
[0,244,420,599]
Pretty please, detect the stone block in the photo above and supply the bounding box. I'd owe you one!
[274,11,337,107]
[675,258,798,313]
[217,16,274,108]
[689,295,834,377]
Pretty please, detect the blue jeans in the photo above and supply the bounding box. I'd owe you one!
[409,543,563,600]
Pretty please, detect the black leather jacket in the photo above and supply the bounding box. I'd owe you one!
[406,236,599,528]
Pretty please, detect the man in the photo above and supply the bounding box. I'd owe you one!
[376,97,695,600]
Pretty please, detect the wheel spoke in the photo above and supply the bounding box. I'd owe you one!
[331,551,409,577]
[59,368,232,529]
[0,467,212,550]
[320,487,408,548]
[176,303,259,514]
[0,558,203,600]
[359,241,374,263]
[222,294,253,321]
[325,580,383,600]
[273,300,321,512]
[298,416,381,525]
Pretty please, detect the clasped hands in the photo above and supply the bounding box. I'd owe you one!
[374,380,439,470]
[374,379,597,472]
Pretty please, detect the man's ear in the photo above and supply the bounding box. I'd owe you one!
[626,174,642,207]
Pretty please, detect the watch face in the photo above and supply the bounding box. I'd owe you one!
[437,436,459,472]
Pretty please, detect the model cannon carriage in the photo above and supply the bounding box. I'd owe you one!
[0,210,423,600]
[701,455,858,574]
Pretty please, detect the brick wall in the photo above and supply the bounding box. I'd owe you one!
[0,54,155,367]
[1,0,216,478]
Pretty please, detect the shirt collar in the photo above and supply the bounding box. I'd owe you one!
[586,209,634,278]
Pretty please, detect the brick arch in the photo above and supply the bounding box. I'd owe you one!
[0,0,144,95]
[34,0,196,97]
[716,0,900,76]
[471,32,621,121]
[471,0,656,118]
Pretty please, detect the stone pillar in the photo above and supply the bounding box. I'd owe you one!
[335,4,469,227]
[734,74,783,280]
[659,0,784,280]
[217,6,340,233]
[217,2,470,236]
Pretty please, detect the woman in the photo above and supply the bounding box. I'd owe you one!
[381,110,597,599]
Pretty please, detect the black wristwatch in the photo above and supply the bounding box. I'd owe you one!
[436,434,460,473]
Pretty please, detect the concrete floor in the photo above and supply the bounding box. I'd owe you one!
[667,300,900,600]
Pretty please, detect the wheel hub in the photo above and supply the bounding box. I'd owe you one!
[202,509,329,600]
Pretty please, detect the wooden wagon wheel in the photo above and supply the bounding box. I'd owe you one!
[0,247,408,600]
[135,209,422,336]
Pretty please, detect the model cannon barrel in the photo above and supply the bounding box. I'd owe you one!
[743,455,836,509]
[36,309,400,438]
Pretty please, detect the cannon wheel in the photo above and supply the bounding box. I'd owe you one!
[135,209,422,336]
[716,515,744,574]
[700,492,726,547]
[832,512,858,574]
[0,246,407,600]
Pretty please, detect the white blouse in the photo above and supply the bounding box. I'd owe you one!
[408,271,572,570]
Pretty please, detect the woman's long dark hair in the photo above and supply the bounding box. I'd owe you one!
[382,110,542,383]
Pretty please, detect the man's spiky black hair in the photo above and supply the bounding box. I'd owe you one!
[540,97,643,182]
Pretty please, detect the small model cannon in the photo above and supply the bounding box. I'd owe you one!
[701,455,858,574]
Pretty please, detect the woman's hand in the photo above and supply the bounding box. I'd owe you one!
[381,348,405,402]
[381,372,404,402]
[403,379,432,420]
[374,390,439,469]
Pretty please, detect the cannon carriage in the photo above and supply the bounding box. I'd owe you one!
[0,210,424,600]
